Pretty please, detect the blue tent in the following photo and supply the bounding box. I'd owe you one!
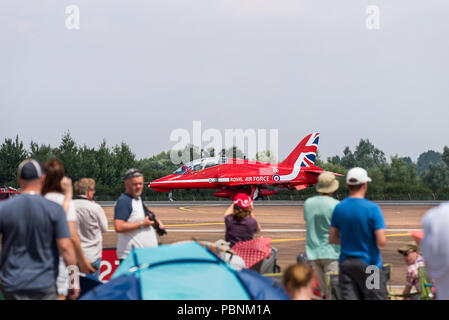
[81,242,289,300]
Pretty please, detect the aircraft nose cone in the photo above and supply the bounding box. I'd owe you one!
[149,178,168,190]
[149,180,159,189]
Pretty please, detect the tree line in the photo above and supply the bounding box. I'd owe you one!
[1,133,448,201]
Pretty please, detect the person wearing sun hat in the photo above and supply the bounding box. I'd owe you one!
[303,171,341,299]
[224,193,261,247]
[398,242,425,299]
[329,167,388,300]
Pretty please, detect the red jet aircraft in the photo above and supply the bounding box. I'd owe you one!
[150,133,339,200]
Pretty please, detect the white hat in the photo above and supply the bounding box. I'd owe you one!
[346,167,372,185]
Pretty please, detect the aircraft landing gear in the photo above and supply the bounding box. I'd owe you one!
[168,190,174,202]
[250,186,260,200]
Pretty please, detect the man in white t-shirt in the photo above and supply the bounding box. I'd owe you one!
[114,169,164,262]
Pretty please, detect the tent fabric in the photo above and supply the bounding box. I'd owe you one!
[112,242,218,279]
[138,262,250,300]
[235,268,290,300]
[82,242,288,300]
[78,275,103,299]
[80,274,141,300]
[111,242,251,300]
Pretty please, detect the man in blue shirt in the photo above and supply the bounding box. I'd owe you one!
[329,167,387,300]
[0,159,78,300]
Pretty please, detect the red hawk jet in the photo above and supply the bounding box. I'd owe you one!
[0,186,21,201]
[150,133,339,200]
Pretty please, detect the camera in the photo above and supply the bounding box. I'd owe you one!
[142,205,167,236]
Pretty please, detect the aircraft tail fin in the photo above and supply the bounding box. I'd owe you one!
[279,133,320,168]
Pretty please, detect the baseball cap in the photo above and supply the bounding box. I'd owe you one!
[233,193,253,209]
[124,168,143,180]
[346,167,372,185]
[18,159,44,181]
[398,242,419,255]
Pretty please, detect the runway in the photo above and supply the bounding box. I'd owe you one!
[101,202,440,286]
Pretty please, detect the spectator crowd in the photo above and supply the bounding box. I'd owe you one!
[0,158,448,300]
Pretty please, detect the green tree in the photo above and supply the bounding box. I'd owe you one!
[399,156,413,167]
[442,146,449,167]
[112,142,137,183]
[421,161,449,196]
[253,150,277,163]
[384,156,419,185]
[340,146,356,169]
[53,132,81,180]
[0,136,28,185]
[366,166,386,199]
[29,141,53,163]
[327,155,341,166]
[417,150,441,174]
[220,146,244,159]
[77,145,100,180]
[95,140,116,186]
[341,139,386,169]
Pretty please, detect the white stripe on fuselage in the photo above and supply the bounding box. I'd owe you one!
[278,154,305,181]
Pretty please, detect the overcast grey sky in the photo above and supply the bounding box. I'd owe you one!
[1,0,448,162]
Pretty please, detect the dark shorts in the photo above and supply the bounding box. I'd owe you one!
[339,257,388,300]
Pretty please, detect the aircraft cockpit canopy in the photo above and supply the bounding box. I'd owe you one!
[173,157,228,175]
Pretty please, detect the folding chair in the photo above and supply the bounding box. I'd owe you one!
[382,263,392,293]
[418,267,435,300]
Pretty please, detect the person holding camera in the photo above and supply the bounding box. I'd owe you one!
[114,168,165,262]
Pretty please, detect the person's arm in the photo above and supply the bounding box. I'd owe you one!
[374,228,387,247]
[114,196,153,233]
[61,177,73,214]
[114,217,154,233]
[56,237,80,300]
[224,204,234,217]
[250,211,261,233]
[373,206,387,247]
[68,221,96,274]
[156,218,164,230]
[402,284,412,299]
[95,205,109,233]
[329,226,340,244]
[254,221,261,233]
